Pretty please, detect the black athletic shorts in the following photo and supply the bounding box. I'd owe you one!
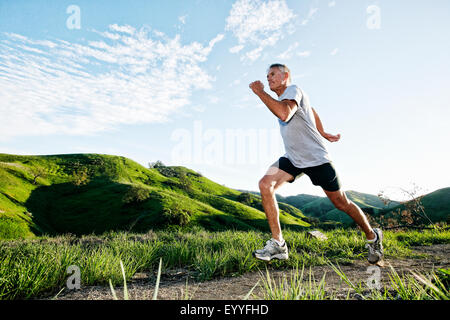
[273,157,341,192]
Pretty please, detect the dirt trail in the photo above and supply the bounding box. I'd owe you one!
[48,244,450,300]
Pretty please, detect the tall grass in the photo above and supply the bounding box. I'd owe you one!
[255,263,449,300]
[258,264,332,300]
[0,227,448,300]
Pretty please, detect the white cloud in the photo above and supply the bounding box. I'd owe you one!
[330,48,339,55]
[277,42,299,60]
[109,24,136,35]
[277,43,311,60]
[178,15,188,25]
[297,51,311,57]
[209,33,225,48]
[329,1,336,8]
[0,26,223,139]
[229,44,244,54]
[301,7,319,26]
[226,0,296,63]
[241,46,263,62]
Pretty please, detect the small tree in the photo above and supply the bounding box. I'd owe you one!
[178,172,192,192]
[149,160,165,169]
[377,184,433,229]
[30,166,46,185]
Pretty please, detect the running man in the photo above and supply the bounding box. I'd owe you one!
[249,63,383,264]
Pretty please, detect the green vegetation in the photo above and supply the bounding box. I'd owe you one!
[0,153,309,240]
[1,153,448,239]
[0,227,448,300]
[0,153,448,300]
[246,190,403,227]
[275,188,450,228]
[257,264,330,300]
[373,187,450,226]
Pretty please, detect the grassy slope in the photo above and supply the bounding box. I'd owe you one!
[0,153,309,239]
[279,191,402,225]
[374,187,450,223]
[286,188,449,226]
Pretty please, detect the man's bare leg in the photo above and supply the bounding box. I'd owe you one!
[323,189,376,240]
[258,167,294,242]
[260,186,283,241]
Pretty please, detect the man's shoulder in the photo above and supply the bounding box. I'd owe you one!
[280,84,302,100]
[286,84,300,92]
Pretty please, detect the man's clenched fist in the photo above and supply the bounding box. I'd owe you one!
[249,81,264,95]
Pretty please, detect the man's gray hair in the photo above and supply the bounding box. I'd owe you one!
[268,63,291,85]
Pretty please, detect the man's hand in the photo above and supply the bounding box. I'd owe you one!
[249,81,265,95]
[322,132,341,143]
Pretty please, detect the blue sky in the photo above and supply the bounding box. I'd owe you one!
[0,0,449,201]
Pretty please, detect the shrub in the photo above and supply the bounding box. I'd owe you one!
[71,167,90,187]
[122,185,150,204]
[178,173,192,192]
[148,160,165,169]
[162,203,191,226]
[237,192,254,206]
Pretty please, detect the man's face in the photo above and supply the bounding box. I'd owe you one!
[267,67,287,91]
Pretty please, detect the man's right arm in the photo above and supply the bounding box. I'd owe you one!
[249,81,297,122]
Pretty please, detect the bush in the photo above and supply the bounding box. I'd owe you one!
[122,185,150,204]
[0,217,30,239]
[148,160,165,169]
[162,203,191,226]
[71,167,90,187]
[178,173,192,192]
[237,192,254,206]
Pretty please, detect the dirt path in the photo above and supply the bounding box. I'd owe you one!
[48,244,450,300]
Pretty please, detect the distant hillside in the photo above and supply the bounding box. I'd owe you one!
[247,188,449,227]
[0,153,310,239]
[242,190,402,226]
[299,190,401,225]
[374,187,450,224]
[277,193,323,209]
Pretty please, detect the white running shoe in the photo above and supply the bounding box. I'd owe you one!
[253,239,289,261]
[366,228,384,264]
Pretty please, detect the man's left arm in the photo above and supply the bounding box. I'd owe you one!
[311,107,341,142]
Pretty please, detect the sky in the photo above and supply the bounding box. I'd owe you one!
[0,0,449,201]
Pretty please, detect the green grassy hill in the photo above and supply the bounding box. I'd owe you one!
[374,187,450,224]
[276,193,323,209]
[303,190,401,225]
[271,190,401,226]
[237,189,404,227]
[275,189,449,227]
[0,153,309,239]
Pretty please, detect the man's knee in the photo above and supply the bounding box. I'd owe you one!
[258,177,275,194]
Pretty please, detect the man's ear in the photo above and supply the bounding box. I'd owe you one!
[283,72,290,84]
